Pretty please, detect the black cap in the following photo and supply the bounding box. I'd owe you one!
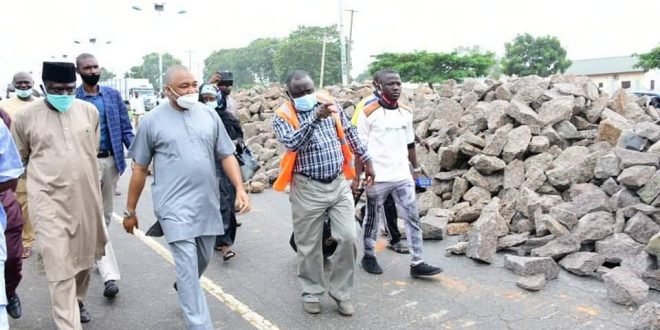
[42,62,76,83]
[219,71,233,81]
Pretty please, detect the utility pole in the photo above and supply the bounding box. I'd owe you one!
[337,0,347,85]
[345,9,357,84]
[320,36,327,89]
[185,50,195,69]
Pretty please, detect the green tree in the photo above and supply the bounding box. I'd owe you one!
[246,38,281,84]
[125,52,182,91]
[100,67,115,81]
[204,48,253,87]
[273,25,342,86]
[354,70,372,83]
[634,45,660,70]
[501,33,571,77]
[368,51,496,87]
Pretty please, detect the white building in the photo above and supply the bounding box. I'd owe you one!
[566,56,660,95]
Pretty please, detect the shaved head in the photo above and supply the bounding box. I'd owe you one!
[164,65,191,85]
[75,53,96,68]
[12,72,32,84]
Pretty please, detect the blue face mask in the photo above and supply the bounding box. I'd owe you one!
[293,94,317,112]
[15,88,32,98]
[205,101,218,110]
[46,93,75,113]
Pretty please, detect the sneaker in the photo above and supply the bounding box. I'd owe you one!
[103,280,119,298]
[361,256,383,274]
[302,301,321,314]
[329,295,354,316]
[410,262,443,277]
[78,301,91,323]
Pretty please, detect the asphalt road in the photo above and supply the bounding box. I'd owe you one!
[9,168,659,329]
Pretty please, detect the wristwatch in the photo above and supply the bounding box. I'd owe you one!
[123,210,136,218]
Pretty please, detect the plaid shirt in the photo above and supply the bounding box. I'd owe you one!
[272,102,370,181]
[76,86,134,174]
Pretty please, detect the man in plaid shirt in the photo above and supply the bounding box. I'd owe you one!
[272,70,374,317]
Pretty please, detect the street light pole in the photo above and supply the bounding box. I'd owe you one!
[156,8,164,92]
[132,3,186,93]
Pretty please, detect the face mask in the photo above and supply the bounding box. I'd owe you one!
[168,87,198,109]
[292,94,317,112]
[46,93,75,113]
[80,73,101,86]
[15,88,32,98]
[205,101,218,109]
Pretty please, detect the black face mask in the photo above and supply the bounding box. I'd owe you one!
[80,73,101,86]
[221,89,231,96]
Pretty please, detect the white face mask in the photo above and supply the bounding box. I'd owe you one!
[168,87,198,109]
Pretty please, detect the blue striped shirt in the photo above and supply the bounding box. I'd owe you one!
[272,102,370,181]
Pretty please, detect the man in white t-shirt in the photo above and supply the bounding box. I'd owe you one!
[128,91,146,128]
[355,69,442,278]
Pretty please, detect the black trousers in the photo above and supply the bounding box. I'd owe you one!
[360,193,401,245]
[216,170,237,248]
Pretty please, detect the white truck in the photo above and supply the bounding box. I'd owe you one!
[99,78,158,111]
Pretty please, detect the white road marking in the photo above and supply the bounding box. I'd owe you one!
[112,214,280,330]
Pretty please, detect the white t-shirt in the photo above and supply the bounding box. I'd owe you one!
[357,104,414,183]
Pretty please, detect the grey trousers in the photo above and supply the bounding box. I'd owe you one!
[364,180,424,264]
[290,174,357,302]
[169,236,215,330]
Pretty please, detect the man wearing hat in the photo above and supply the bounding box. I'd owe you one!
[10,62,107,329]
[207,71,238,117]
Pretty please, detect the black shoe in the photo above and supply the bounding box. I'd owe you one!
[78,301,91,323]
[103,280,119,298]
[361,256,383,274]
[6,294,21,319]
[410,262,443,277]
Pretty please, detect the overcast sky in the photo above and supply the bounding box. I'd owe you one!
[1,0,658,89]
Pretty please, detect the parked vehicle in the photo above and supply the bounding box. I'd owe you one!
[99,78,157,110]
[632,91,660,108]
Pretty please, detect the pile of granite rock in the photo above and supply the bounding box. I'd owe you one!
[405,75,660,312]
[232,76,660,322]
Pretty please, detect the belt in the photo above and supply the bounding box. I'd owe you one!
[97,150,113,158]
[300,172,340,184]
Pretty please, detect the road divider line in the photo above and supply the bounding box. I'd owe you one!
[112,214,280,330]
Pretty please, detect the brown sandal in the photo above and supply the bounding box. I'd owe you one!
[21,247,31,259]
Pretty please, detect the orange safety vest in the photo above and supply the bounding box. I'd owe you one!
[273,97,356,192]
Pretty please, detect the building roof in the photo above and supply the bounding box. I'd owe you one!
[566,56,644,76]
